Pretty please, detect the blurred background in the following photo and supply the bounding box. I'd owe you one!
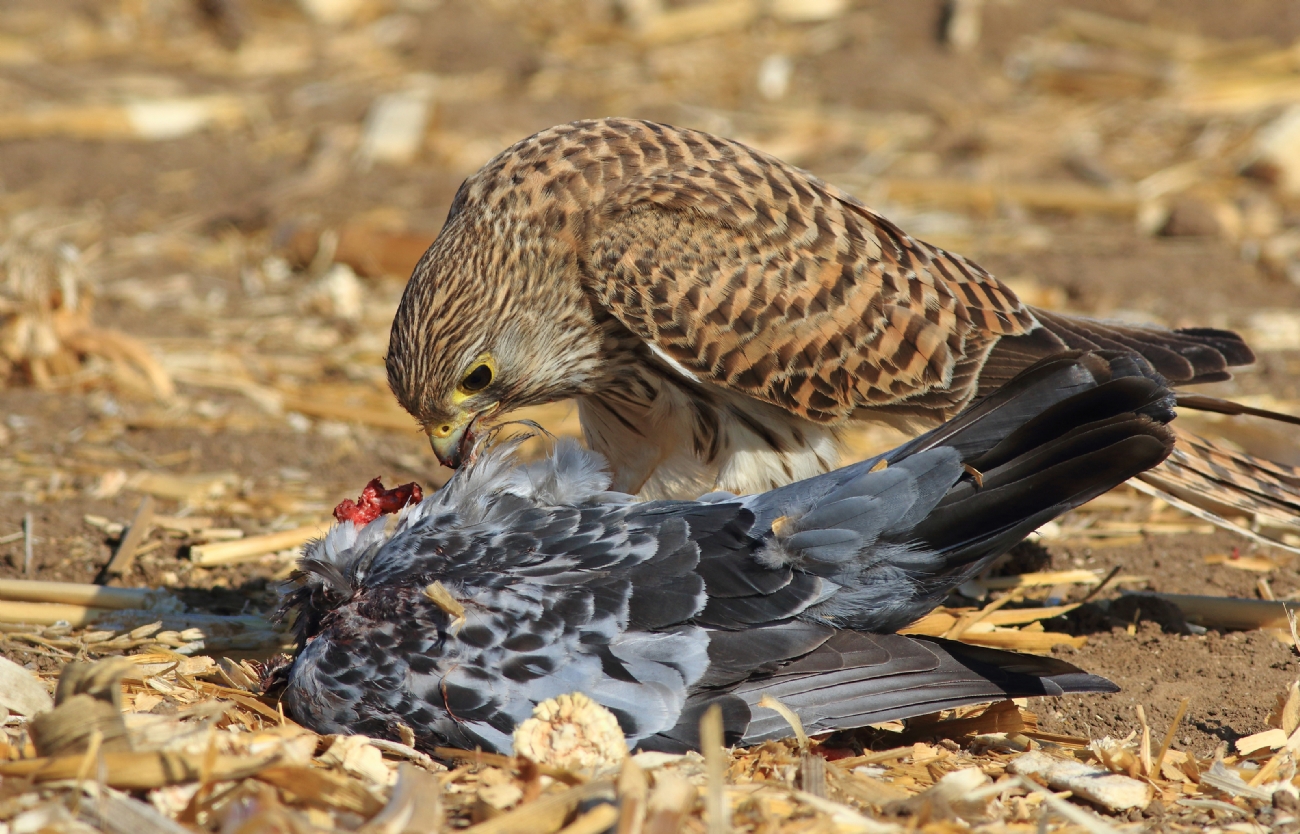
[6,0,1300,586]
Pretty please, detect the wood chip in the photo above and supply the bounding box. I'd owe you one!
[89,790,198,834]
[0,600,112,627]
[1009,750,1152,811]
[700,705,728,834]
[0,579,158,610]
[358,763,443,834]
[1204,552,1279,572]
[127,471,233,504]
[190,524,324,567]
[635,0,758,45]
[423,582,465,629]
[0,655,53,716]
[106,495,156,576]
[972,569,1138,591]
[461,781,616,834]
[0,96,246,141]
[256,763,385,815]
[615,758,647,834]
[1236,728,1287,755]
[0,749,278,788]
[643,772,697,834]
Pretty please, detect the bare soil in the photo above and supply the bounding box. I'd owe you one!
[5,0,1300,760]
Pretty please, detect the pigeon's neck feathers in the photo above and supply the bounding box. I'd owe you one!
[419,438,617,524]
[297,439,620,590]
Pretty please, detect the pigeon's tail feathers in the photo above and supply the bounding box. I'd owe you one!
[978,353,1300,555]
[744,351,1172,530]
[908,413,1174,575]
[748,351,1175,632]
[867,379,1172,629]
[646,632,1115,751]
[894,349,1175,465]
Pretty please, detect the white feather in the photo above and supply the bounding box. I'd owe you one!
[646,342,701,383]
[502,438,613,505]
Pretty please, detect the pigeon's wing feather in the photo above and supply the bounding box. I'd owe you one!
[288,498,746,752]
[738,351,1160,528]
[697,352,1177,634]
[733,633,1116,743]
[646,631,1114,751]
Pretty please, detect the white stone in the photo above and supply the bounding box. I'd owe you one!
[0,656,52,717]
[1249,105,1300,194]
[358,91,430,167]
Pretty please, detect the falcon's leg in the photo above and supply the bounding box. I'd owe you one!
[579,369,843,498]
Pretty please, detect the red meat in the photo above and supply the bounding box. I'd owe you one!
[333,478,424,525]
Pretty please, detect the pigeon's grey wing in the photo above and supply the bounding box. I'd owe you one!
[685,449,959,630]
[287,499,757,753]
[715,351,1175,633]
[645,631,1115,751]
[443,507,730,748]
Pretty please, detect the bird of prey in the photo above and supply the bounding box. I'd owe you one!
[278,351,1172,753]
[385,117,1300,547]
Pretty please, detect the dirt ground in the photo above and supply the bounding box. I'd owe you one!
[7,0,1300,766]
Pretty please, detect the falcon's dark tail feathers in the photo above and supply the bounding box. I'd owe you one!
[741,351,1176,635]
[979,310,1254,391]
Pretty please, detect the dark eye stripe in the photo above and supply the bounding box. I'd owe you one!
[462,364,493,392]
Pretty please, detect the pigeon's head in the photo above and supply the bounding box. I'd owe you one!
[276,518,386,648]
[276,477,425,640]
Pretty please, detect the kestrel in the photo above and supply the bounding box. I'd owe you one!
[280,352,1171,752]
[386,118,1298,542]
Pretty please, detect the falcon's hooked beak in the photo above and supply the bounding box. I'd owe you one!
[426,408,492,468]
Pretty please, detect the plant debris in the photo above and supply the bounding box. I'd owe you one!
[5,0,1300,829]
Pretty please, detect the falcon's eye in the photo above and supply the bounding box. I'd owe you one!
[460,364,493,393]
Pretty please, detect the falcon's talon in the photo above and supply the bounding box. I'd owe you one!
[963,464,984,489]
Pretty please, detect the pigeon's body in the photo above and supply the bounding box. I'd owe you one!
[281,352,1174,753]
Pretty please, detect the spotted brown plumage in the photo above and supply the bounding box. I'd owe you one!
[387,118,1288,534]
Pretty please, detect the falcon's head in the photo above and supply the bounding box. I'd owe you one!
[385,211,607,468]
